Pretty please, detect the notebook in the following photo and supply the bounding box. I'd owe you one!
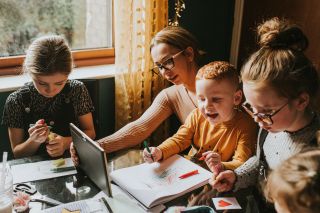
[70,123,112,197]
[110,154,212,208]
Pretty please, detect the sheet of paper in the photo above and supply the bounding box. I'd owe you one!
[42,199,99,213]
[11,158,76,184]
[93,184,166,213]
[212,197,242,210]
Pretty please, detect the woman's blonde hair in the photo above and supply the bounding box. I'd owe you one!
[196,61,240,90]
[150,26,202,65]
[23,35,72,76]
[241,17,319,110]
[264,149,320,213]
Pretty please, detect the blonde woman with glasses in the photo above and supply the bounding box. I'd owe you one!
[71,26,204,163]
[210,17,320,213]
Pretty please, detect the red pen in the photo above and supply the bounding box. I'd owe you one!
[179,169,199,179]
[198,156,205,161]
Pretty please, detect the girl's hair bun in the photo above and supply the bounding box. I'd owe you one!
[257,17,308,51]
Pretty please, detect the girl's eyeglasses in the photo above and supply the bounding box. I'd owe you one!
[151,49,185,76]
[242,102,288,125]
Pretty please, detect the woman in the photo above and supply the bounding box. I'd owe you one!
[71,26,203,162]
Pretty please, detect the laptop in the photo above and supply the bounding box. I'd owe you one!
[70,123,112,197]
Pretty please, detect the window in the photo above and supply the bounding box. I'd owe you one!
[0,0,114,75]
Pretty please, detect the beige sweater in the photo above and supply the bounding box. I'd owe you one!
[98,85,197,153]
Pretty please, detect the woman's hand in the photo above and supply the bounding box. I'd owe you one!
[209,170,236,192]
[28,119,49,144]
[70,142,79,166]
[143,147,162,163]
[201,151,224,176]
[46,134,67,157]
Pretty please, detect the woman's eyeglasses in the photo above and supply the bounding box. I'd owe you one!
[242,102,288,125]
[151,49,185,76]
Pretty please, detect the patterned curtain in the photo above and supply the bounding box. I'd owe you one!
[114,0,169,143]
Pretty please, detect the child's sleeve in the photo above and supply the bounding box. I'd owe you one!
[157,109,198,160]
[2,93,25,129]
[233,129,265,191]
[222,120,258,170]
[73,81,95,116]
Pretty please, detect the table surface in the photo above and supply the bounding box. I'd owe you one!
[9,149,252,213]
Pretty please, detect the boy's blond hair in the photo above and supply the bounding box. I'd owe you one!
[196,61,240,90]
[264,149,320,213]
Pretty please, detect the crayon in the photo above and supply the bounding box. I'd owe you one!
[179,169,199,179]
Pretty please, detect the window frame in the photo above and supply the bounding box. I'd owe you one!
[0,0,115,76]
[0,48,115,76]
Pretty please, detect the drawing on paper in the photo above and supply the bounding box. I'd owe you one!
[142,167,184,189]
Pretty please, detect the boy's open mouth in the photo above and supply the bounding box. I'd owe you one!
[206,112,219,119]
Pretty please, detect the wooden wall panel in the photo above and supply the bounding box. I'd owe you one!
[238,0,320,69]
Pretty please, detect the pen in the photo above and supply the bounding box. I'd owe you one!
[143,141,154,162]
[198,156,205,161]
[179,169,199,179]
[50,166,75,173]
[100,197,113,213]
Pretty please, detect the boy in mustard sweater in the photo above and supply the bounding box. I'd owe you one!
[143,61,257,175]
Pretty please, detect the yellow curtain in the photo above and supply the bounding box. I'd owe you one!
[114,0,168,143]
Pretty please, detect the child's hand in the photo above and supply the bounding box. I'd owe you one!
[201,151,224,176]
[46,134,67,157]
[143,147,162,163]
[70,142,79,166]
[28,119,49,144]
[209,170,236,192]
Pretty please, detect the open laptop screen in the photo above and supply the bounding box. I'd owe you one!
[70,123,112,197]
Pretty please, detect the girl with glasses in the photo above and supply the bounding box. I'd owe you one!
[210,17,320,212]
[71,26,204,163]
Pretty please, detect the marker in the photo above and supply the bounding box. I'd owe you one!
[100,197,113,213]
[198,156,205,161]
[179,169,199,179]
[50,166,75,173]
[143,141,154,162]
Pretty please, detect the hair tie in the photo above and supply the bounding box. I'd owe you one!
[307,171,316,178]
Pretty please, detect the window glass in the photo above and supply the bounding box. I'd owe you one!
[0,0,112,57]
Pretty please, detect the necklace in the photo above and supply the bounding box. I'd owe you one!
[185,88,197,108]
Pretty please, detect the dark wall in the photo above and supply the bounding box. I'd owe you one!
[0,78,115,160]
[167,0,235,132]
[238,0,320,69]
[169,0,235,63]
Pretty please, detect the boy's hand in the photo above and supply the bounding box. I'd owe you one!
[143,147,162,163]
[46,134,67,157]
[70,142,79,166]
[202,151,224,176]
[209,170,236,192]
[28,119,49,144]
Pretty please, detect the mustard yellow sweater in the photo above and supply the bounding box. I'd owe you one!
[158,109,258,170]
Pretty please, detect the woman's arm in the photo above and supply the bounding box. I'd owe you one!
[98,90,173,153]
